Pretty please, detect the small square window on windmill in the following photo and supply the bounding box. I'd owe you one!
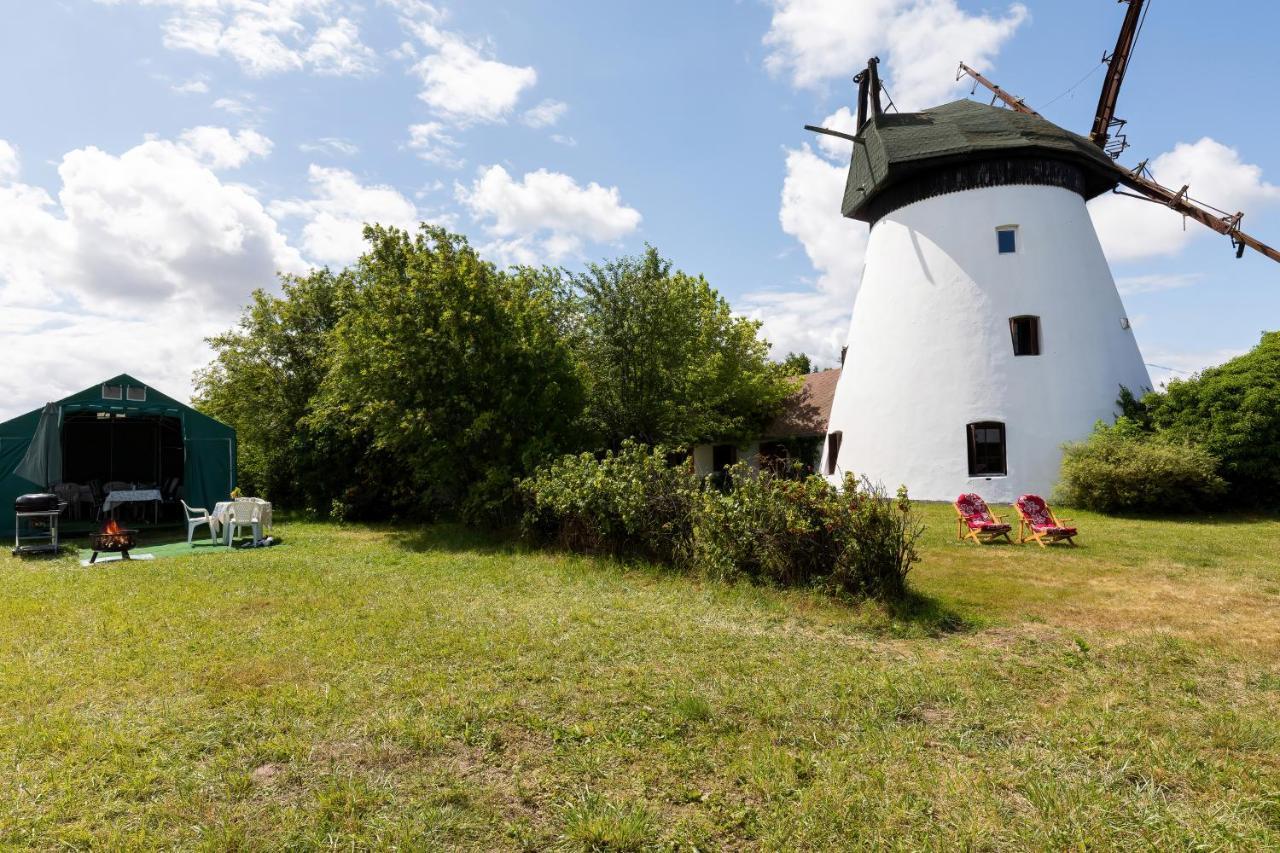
[997,227,1017,254]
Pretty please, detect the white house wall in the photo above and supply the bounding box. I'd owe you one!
[822,183,1150,502]
[692,442,760,477]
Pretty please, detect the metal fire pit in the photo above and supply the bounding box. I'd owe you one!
[89,524,137,564]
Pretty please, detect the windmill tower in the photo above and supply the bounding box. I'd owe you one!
[808,1,1279,502]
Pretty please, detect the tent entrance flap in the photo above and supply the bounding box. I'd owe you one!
[13,403,61,489]
[184,438,234,511]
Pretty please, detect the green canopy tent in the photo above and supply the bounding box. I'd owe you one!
[1,375,236,537]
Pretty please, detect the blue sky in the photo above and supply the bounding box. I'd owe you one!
[1,0,1277,421]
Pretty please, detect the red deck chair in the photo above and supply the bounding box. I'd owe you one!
[1014,495,1078,547]
[953,493,1013,544]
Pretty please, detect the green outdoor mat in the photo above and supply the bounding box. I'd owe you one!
[77,539,231,562]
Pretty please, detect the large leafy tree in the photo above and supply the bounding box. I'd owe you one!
[312,225,583,521]
[1141,331,1280,504]
[571,246,797,448]
[197,229,798,522]
[194,267,356,509]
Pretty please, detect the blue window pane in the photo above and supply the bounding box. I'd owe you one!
[997,229,1017,254]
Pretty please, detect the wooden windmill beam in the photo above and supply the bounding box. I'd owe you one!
[956,63,1039,116]
[1090,0,1146,157]
[957,62,1280,264]
[1116,170,1280,263]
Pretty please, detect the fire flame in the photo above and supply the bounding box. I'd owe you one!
[102,519,122,535]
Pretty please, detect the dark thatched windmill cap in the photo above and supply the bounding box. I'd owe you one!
[843,99,1123,224]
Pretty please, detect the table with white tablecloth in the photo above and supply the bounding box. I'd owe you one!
[100,489,163,521]
[210,500,273,541]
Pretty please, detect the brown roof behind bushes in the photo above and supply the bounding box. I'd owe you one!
[764,368,841,439]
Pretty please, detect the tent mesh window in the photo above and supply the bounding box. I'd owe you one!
[967,422,1007,477]
[126,386,147,402]
[101,384,122,400]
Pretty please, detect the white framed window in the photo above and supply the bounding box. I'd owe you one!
[967,422,1007,477]
[126,386,147,402]
[101,384,122,400]
[996,226,1018,254]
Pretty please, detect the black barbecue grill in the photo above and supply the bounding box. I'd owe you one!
[12,493,63,556]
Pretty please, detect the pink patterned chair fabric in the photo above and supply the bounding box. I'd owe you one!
[1016,495,1077,536]
[955,493,1012,533]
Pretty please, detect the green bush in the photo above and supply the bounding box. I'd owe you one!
[692,469,921,599]
[1142,331,1280,505]
[1056,420,1227,513]
[518,441,698,564]
[520,445,923,600]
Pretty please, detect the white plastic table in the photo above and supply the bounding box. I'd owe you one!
[211,500,273,544]
[100,489,163,522]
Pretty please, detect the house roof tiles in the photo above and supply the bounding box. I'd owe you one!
[764,367,841,439]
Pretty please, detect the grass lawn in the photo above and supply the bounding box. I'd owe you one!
[3,503,1279,849]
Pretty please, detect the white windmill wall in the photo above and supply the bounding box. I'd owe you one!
[822,183,1150,503]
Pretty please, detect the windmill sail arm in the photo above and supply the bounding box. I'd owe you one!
[1090,0,1146,156]
[955,61,1280,264]
[957,63,1039,116]
[1115,170,1280,263]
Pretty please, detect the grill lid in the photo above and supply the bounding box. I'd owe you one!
[15,493,59,512]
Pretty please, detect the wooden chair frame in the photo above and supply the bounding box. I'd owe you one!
[1014,497,1077,548]
[953,497,1013,544]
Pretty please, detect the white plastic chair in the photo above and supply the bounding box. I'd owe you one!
[225,500,262,546]
[181,500,215,545]
[54,483,80,520]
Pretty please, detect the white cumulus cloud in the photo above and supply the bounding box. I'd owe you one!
[270,165,422,266]
[763,0,1028,110]
[522,99,568,129]
[171,77,210,94]
[1090,137,1280,262]
[0,131,308,417]
[740,146,865,365]
[305,17,377,76]
[0,140,18,180]
[178,126,273,169]
[299,137,360,156]
[811,105,859,162]
[406,121,463,168]
[405,19,537,125]
[456,165,641,266]
[97,0,377,77]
